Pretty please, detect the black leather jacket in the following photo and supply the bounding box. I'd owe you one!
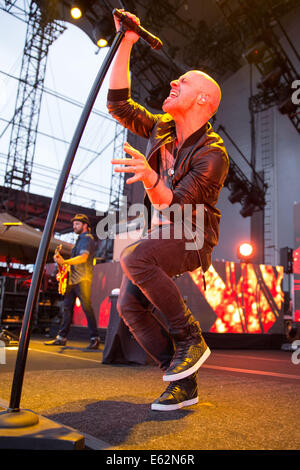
[107,88,229,272]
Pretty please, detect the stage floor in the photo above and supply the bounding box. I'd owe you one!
[1,333,300,451]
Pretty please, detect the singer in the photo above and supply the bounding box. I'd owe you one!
[108,10,229,411]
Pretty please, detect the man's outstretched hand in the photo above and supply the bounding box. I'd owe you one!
[111,141,157,187]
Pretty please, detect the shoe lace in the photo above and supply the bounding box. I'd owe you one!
[165,381,181,396]
[189,321,201,337]
[172,340,192,361]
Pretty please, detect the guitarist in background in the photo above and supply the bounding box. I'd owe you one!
[45,214,100,350]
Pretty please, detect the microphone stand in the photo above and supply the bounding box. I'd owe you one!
[0,28,125,428]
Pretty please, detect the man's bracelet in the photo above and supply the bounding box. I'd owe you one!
[144,173,160,190]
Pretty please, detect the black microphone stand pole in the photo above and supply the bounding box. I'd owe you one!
[0,28,125,428]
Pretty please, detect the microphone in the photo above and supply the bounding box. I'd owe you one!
[113,9,163,50]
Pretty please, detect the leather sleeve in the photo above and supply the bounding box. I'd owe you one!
[107,88,161,139]
[170,148,229,208]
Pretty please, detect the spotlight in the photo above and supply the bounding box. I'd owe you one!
[2,222,23,226]
[243,42,267,64]
[240,201,256,217]
[239,192,260,217]
[97,38,108,48]
[92,18,114,48]
[259,66,282,89]
[237,242,254,262]
[71,7,82,19]
[228,183,244,204]
[70,2,85,20]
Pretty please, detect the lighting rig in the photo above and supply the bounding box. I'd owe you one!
[35,0,116,49]
[218,125,267,218]
[2,0,298,223]
[216,0,300,134]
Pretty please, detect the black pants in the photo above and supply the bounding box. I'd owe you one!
[117,225,202,370]
[58,281,99,339]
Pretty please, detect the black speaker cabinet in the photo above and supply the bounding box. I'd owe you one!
[102,294,147,365]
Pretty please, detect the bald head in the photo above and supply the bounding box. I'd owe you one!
[163,70,221,122]
[189,70,221,117]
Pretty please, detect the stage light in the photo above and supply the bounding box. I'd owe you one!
[239,243,253,257]
[70,7,82,19]
[243,42,267,64]
[97,38,108,48]
[228,183,244,204]
[70,2,86,20]
[259,66,282,89]
[240,201,256,217]
[229,188,244,204]
[239,191,261,217]
[2,222,23,226]
[237,242,254,262]
[92,19,114,48]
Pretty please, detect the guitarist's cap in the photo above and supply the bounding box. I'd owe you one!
[71,213,91,227]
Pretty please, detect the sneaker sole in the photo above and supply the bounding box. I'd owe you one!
[151,396,199,411]
[163,346,211,382]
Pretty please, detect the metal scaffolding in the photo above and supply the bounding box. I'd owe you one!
[217,0,300,135]
[1,0,65,192]
[108,122,127,214]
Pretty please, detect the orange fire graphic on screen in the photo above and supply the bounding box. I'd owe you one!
[189,262,284,334]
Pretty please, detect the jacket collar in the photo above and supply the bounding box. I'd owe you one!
[179,123,208,149]
[155,114,208,147]
[159,113,208,148]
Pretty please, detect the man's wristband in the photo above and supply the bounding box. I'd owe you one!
[144,173,160,190]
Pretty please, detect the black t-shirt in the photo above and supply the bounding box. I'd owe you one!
[70,232,95,285]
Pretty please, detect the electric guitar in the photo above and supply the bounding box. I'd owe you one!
[54,244,70,296]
